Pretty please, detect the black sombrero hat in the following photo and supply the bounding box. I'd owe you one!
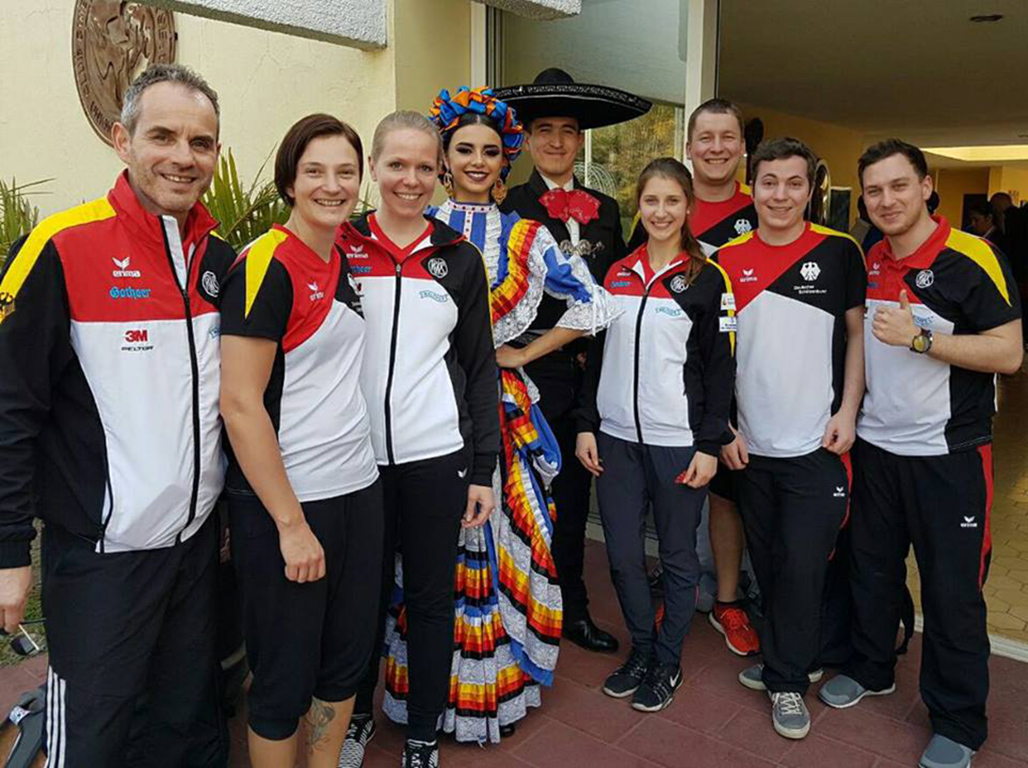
[494,68,652,131]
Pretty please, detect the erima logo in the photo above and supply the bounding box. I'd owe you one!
[457,468,468,479]
[201,270,219,297]
[112,256,141,278]
[308,281,325,301]
[961,516,978,529]
[869,262,882,276]
[109,286,151,300]
[833,486,846,498]
[801,262,821,282]
[669,275,688,293]
[916,270,934,289]
[734,219,752,235]
[427,257,448,278]
[419,290,448,303]
[739,268,758,283]
[348,244,368,259]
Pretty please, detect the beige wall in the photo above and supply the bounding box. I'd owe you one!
[988,166,1028,206]
[392,0,471,113]
[934,168,990,228]
[1,0,396,217]
[735,102,868,224]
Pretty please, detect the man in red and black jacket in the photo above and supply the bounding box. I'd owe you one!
[818,140,1022,768]
[0,64,235,766]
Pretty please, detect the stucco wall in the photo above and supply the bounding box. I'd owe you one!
[0,0,396,217]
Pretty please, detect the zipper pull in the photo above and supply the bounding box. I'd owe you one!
[395,264,401,275]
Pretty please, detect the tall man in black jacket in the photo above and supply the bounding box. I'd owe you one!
[497,68,650,653]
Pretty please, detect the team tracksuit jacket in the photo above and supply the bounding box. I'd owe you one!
[0,172,235,565]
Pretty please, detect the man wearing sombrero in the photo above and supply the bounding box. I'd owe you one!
[496,68,651,654]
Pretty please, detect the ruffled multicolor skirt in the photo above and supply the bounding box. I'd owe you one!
[381,368,563,743]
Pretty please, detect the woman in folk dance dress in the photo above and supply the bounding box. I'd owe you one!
[380,86,618,745]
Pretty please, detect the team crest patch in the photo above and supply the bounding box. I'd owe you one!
[0,291,14,322]
[201,270,220,298]
[800,262,821,282]
[734,218,752,235]
[916,269,934,289]
[427,257,448,278]
[669,275,688,293]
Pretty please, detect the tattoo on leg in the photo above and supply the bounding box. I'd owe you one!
[306,698,336,752]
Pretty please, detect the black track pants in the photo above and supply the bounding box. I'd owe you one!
[736,448,849,694]
[354,449,469,741]
[845,438,992,750]
[596,434,705,665]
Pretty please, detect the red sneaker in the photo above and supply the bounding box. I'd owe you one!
[709,604,760,656]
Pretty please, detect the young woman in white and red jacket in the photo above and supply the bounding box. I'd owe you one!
[576,157,736,715]
[335,110,501,768]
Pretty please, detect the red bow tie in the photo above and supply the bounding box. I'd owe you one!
[539,188,601,226]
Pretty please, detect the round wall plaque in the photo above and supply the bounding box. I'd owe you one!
[72,0,177,146]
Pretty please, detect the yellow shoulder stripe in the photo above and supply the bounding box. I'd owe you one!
[719,230,755,250]
[244,229,289,318]
[739,183,752,196]
[705,258,736,356]
[810,223,864,256]
[0,197,117,321]
[946,228,1011,306]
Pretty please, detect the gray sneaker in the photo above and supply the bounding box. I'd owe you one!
[770,691,810,739]
[817,674,896,709]
[919,734,975,768]
[738,663,823,691]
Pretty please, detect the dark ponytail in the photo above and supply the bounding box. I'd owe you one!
[636,157,706,284]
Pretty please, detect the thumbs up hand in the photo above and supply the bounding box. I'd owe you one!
[872,289,920,348]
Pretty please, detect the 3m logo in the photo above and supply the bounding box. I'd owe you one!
[112,257,141,278]
[124,329,149,343]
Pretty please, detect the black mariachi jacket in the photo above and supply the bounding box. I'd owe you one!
[501,169,627,381]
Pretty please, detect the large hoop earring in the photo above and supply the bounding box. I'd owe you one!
[492,177,508,204]
[442,170,455,198]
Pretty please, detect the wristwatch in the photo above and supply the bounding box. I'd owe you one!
[910,328,933,354]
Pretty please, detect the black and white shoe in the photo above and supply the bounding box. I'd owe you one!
[602,648,652,698]
[402,738,439,768]
[338,714,376,768]
[631,662,683,712]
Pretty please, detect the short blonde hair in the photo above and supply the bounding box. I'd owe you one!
[371,110,443,166]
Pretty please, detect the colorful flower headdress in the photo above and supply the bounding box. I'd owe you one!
[429,86,524,178]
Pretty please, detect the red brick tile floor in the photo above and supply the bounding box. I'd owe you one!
[1,539,1026,766]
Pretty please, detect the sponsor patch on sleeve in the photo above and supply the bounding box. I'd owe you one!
[720,292,736,311]
[719,316,737,333]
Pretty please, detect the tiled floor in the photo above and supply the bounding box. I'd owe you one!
[907,369,1028,643]
[220,540,1027,768]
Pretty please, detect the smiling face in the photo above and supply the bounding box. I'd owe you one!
[369,127,440,221]
[446,122,504,204]
[752,155,811,239]
[687,110,745,188]
[526,116,584,182]
[639,174,689,249]
[112,81,219,222]
[286,133,361,232]
[861,153,933,238]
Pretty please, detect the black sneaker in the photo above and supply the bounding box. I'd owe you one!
[631,662,683,712]
[402,738,439,768]
[338,714,375,768]
[602,648,652,698]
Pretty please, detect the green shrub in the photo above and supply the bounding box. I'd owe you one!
[0,178,50,264]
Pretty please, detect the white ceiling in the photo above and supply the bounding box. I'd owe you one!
[718,0,1028,149]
